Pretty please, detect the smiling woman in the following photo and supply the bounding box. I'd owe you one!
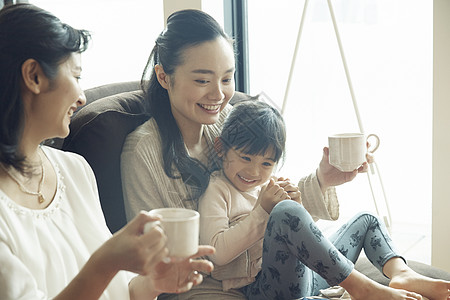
[0,4,214,299]
[119,9,248,299]
[154,37,235,134]
[0,4,89,175]
[121,9,237,220]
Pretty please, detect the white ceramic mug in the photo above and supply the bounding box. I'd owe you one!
[144,208,199,258]
[328,133,380,172]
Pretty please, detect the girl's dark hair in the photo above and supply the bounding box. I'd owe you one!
[0,3,91,171]
[141,9,234,200]
[219,100,286,167]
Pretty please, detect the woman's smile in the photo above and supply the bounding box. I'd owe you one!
[197,103,222,113]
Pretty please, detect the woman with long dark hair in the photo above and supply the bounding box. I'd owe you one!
[0,4,214,299]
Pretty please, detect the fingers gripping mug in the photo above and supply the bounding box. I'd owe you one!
[328,133,380,172]
[144,208,200,258]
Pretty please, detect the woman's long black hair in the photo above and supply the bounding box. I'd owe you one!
[141,9,234,200]
[0,3,91,172]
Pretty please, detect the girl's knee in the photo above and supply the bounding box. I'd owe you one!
[269,200,312,227]
[272,200,307,216]
[351,211,387,231]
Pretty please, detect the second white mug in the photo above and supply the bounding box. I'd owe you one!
[144,207,199,258]
[328,133,380,172]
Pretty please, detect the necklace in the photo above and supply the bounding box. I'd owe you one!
[0,150,46,204]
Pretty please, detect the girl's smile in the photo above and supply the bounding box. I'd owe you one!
[222,147,276,192]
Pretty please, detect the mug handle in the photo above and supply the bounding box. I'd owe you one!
[366,134,380,153]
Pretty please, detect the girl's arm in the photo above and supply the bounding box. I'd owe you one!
[199,179,269,266]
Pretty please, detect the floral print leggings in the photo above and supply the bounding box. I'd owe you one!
[241,200,401,299]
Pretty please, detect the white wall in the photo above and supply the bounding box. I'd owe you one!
[162,0,224,27]
[432,0,450,272]
[33,0,163,90]
[163,0,201,22]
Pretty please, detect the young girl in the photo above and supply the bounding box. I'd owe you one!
[199,99,450,300]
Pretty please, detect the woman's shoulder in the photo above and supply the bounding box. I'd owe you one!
[219,104,233,123]
[122,118,160,154]
[210,170,225,183]
[42,145,94,179]
[42,145,87,166]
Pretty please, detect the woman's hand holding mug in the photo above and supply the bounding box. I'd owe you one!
[317,133,380,192]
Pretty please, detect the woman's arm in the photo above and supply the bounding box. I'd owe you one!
[52,212,168,300]
[0,212,166,300]
[128,246,214,300]
[52,252,120,300]
[121,121,192,220]
[298,169,339,221]
[316,146,374,192]
[55,214,214,300]
[299,146,374,221]
[121,137,167,217]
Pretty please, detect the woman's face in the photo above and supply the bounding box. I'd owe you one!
[31,53,86,139]
[165,37,236,130]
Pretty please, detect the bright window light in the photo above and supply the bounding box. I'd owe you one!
[247,0,432,251]
[32,0,164,89]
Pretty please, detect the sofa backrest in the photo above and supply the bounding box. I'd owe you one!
[84,81,141,106]
[62,84,148,233]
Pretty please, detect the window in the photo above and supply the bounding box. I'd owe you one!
[247,0,432,261]
[32,0,164,89]
[31,0,226,90]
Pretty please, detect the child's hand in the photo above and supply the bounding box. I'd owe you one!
[276,177,302,205]
[260,178,290,213]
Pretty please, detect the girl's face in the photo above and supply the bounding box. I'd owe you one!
[222,147,277,192]
[162,37,235,130]
[29,53,86,139]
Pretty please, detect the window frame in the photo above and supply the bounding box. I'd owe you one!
[223,0,250,93]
